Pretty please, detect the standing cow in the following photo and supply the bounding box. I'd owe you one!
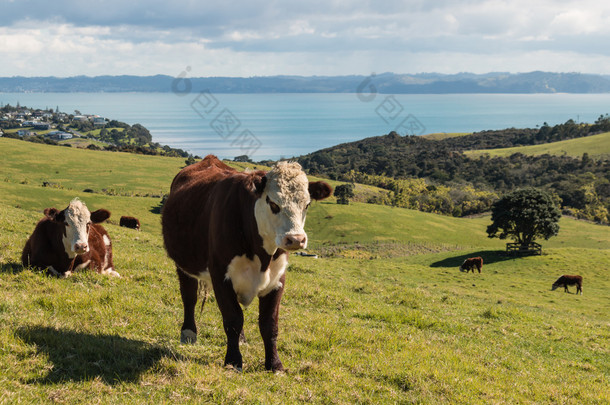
[21,198,119,278]
[459,257,483,273]
[120,216,141,231]
[162,155,331,371]
[551,275,583,294]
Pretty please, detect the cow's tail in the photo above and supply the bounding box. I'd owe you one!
[21,241,31,267]
[198,280,209,314]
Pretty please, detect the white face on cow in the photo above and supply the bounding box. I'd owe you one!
[61,198,93,257]
[254,162,311,254]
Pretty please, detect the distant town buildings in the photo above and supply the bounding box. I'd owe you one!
[0,105,104,141]
[47,131,73,140]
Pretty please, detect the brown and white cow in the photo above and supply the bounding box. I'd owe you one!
[459,256,483,273]
[551,275,583,294]
[21,198,119,278]
[120,216,141,231]
[162,155,332,372]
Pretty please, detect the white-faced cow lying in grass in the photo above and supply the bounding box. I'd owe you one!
[162,155,332,372]
[551,275,583,295]
[21,198,119,278]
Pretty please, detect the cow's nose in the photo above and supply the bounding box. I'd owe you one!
[282,234,307,250]
[74,243,88,254]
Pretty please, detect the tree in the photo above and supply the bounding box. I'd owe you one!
[184,156,196,166]
[334,183,355,205]
[234,155,252,163]
[487,188,561,246]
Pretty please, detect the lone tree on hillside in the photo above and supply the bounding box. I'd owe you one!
[334,183,355,205]
[487,188,561,246]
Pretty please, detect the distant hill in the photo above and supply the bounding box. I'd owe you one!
[465,131,610,159]
[2,72,610,93]
[295,118,610,224]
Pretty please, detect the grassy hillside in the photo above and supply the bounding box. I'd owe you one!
[1,139,609,404]
[465,131,610,159]
[421,132,471,140]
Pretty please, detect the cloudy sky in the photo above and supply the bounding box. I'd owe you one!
[1,0,609,77]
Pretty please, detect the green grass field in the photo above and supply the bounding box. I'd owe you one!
[465,131,610,159]
[421,132,471,141]
[1,138,609,404]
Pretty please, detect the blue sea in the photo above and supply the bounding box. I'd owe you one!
[2,92,610,160]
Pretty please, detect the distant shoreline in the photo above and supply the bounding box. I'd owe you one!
[2,71,610,94]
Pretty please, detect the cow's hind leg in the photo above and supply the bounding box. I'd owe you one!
[177,268,199,344]
[259,274,285,372]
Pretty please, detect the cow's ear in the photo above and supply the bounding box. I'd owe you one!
[253,175,267,196]
[43,208,60,219]
[90,209,111,223]
[54,209,66,223]
[309,181,333,200]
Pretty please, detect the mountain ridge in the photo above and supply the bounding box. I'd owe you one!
[2,71,610,93]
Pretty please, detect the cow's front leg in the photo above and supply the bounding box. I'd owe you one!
[259,274,285,372]
[177,268,199,344]
[213,277,244,371]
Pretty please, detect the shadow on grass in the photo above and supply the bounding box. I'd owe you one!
[150,195,167,215]
[0,261,25,274]
[150,203,163,214]
[16,325,183,385]
[429,250,516,269]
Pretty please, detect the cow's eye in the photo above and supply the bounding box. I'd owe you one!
[266,196,280,214]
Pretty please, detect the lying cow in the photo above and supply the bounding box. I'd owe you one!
[459,256,483,273]
[21,198,119,278]
[551,275,583,295]
[162,155,332,372]
[120,216,141,231]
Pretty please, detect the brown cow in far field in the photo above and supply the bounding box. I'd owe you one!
[120,216,141,231]
[552,275,583,294]
[459,257,483,273]
[21,198,119,278]
[162,155,332,372]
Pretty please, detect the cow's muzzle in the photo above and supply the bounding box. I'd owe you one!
[281,234,307,251]
[74,242,88,255]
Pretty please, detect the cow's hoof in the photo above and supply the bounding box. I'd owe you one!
[225,364,243,372]
[180,329,197,344]
[101,268,121,277]
[266,361,285,373]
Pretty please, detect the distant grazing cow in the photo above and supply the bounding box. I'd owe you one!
[459,257,483,273]
[162,155,332,371]
[551,275,583,294]
[21,198,119,278]
[120,216,141,231]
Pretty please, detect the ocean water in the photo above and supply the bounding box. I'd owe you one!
[2,92,609,160]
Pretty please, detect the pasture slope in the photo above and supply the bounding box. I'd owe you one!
[0,137,609,404]
[464,131,610,159]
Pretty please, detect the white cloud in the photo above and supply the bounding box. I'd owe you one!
[1,1,610,76]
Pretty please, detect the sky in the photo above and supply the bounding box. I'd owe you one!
[1,0,610,77]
